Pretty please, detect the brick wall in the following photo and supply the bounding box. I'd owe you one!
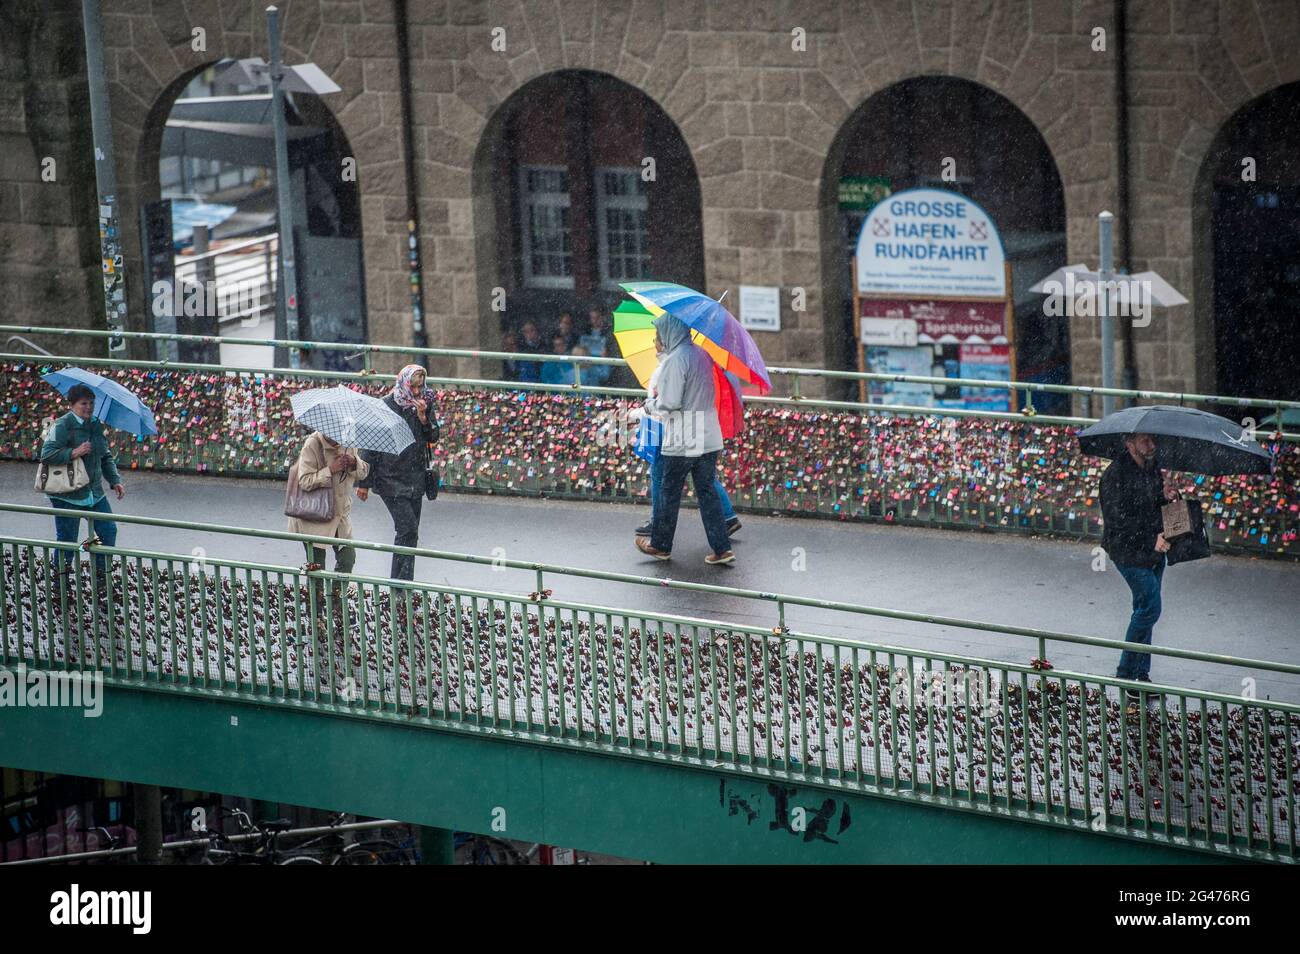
[2,0,1299,401]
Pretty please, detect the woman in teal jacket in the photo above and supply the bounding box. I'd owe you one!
[39,383,126,577]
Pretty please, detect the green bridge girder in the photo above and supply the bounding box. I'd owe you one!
[0,682,1241,865]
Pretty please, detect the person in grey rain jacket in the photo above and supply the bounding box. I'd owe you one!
[635,313,734,565]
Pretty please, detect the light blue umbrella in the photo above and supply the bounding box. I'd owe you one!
[42,367,159,436]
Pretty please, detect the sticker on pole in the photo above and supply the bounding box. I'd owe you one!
[855,188,1006,299]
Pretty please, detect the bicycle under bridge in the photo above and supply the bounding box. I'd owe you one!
[1,503,1296,865]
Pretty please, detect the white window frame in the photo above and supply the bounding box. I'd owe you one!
[595,166,650,289]
[519,164,574,289]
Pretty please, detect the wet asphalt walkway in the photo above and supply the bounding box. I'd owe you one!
[2,462,1296,702]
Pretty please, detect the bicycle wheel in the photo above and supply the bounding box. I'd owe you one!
[336,839,409,865]
[470,836,528,866]
[278,854,325,865]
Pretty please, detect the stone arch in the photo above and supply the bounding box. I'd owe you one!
[470,68,704,385]
[136,59,369,369]
[96,1,392,362]
[816,75,1069,407]
[1191,80,1300,403]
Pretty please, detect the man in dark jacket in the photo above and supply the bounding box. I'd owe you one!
[1100,431,1180,703]
[357,366,439,581]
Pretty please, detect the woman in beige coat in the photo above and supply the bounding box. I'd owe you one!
[289,430,370,577]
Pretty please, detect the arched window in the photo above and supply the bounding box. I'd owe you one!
[149,60,365,370]
[474,70,703,386]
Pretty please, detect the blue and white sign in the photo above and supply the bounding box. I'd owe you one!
[855,188,1006,299]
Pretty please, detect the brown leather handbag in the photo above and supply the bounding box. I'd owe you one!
[284,462,336,522]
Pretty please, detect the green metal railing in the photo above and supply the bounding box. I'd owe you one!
[1,503,1296,862]
[4,354,1298,560]
[6,323,1300,422]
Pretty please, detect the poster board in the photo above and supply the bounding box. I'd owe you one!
[852,188,1017,411]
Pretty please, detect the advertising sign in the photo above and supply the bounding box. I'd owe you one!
[855,188,1006,299]
[959,343,1012,412]
[864,344,935,407]
[860,298,1005,342]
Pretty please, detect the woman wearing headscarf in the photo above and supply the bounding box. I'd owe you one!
[357,365,440,580]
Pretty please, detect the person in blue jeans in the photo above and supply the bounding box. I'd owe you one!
[1114,558,1164,683]
[634,314,734,565]
[630,333,741,538]
[39,383,126,586]
[638,449,738,535]
[1099,432,1179,711]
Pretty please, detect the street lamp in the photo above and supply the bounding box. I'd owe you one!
[217,6,341,370]
[1031,211,1188,417]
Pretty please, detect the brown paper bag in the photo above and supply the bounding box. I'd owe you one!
[1161,498,1191,539]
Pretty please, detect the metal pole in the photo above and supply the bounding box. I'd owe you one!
[267,6,300,370]
[1097,210,1116,418]
[81,0,128,354]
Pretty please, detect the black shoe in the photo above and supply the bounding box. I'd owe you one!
[635,523,652,536]
[726,517,742,537]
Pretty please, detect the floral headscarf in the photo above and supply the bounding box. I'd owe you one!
[392,364,434,409]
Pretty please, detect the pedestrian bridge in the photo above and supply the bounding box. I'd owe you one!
[1,504,1295,864]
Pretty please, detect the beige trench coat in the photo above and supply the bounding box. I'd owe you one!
[286,431,370,540]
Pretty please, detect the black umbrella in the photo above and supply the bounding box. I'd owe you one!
[1077,405,1273,476]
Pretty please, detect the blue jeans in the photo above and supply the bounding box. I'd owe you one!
[51,495,117,574]
[649,453,735,523]
[651,452,731,556]
[1115,558,1165,681]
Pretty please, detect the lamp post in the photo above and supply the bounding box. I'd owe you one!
[1031,211,1188,418]
[81,0,128,354]
[217,8,340,369]
[1098,211,1117,416]
[266,5,299,369]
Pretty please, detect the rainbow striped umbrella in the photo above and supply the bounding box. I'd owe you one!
[619,281,771,395]
[611,295,663,389]
[612,292,745,449]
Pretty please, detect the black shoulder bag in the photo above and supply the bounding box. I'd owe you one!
[423,414,440,501]
[1166,499,1210,566]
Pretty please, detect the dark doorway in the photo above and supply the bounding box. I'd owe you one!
[1202,84,1300,402]
[821,76,1068,410]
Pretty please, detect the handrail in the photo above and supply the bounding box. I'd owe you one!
[0,350,1096,428]
[3,503,1296,682]
[5,523,1297,861]
[5,323,1300,412]
[8,349,1300,440]
[173,231,276,266]
[3,335,53,357]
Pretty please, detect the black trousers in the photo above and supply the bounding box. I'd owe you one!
[379,493,423,580]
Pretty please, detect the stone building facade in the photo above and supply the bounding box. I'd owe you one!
[2,0,1298,404]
